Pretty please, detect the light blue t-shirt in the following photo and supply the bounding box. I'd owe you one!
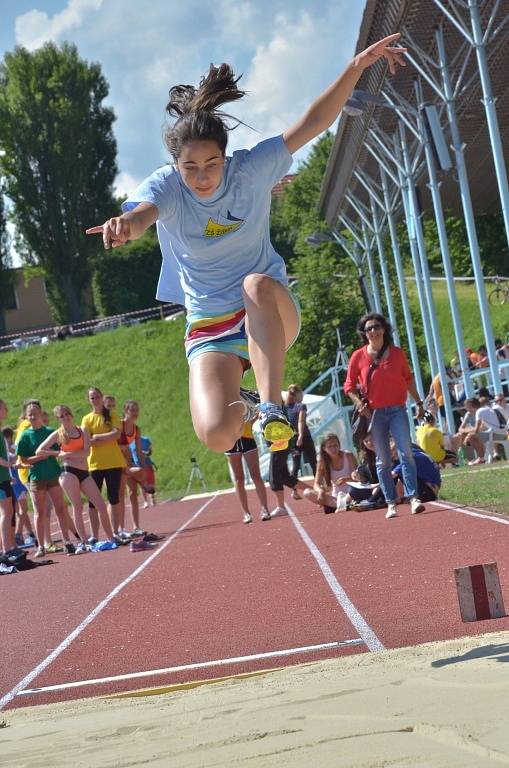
[122,135,293,314]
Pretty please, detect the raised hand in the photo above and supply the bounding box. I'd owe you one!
[355,33,407,75]
[86,217,131,250]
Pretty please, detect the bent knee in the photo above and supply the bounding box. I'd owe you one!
[242,273,276,303]
[196,423,239,454]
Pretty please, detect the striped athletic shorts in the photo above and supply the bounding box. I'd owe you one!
[184,291,301,365]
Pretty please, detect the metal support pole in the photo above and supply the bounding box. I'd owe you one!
[436,25,501,392]
[395,142,438,382]
[353,241,375,312]
[380,166,423,397]
[468,0,509,250]
[361,220,383,313]
[369,196,400,345]
[415,79,473,400]
[399,123,456,432]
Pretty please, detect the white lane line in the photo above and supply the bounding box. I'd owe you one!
[430,500,509,525]
[286,504,385,652]
[0,495,217,711]
[18,639,363,696]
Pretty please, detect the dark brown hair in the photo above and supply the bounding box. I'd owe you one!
[164,64,246,161]
[88,386,111,427]
[318,433,341,488]
[357,313,394,347]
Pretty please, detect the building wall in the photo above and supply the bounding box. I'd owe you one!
[4,269,54,334]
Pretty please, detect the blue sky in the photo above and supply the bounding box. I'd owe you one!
[2,0,365,261]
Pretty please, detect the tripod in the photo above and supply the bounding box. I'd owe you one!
[185,456,208,496]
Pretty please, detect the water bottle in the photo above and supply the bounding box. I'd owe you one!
[457,446,466,467]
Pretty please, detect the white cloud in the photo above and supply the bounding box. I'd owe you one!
[15,0,104,50]
[12,0,363,190]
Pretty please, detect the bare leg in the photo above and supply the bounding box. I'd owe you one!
[189,352,244,453]
[303,488,337,508]
[88,505,100,539]
[15,497,33,536]
[127,476,140,529]
[48,485,73,541]
[59,473,88,541]
[242,275,299,403]
[0,499,16,552]
[227,453,250,516]
[243,450,268,510]
[30,490,49,548]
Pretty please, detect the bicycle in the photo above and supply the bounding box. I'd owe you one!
[488,276,509,306]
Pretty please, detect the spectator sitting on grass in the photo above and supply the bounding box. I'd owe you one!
[392,445,441,503]
[416,411,457,467]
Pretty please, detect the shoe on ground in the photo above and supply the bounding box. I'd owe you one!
[92,540,118,552]
[45,543,62,553]
[131,527,146,537]
[143,532,164,542]
[74,542,88,555]
[64,542,76,555]
[260,507,271,521]
[259,403,294,449]
[291,489,302,500]
[119,529,132,540]
[87,536,98,547]
[385,503,397,519]
[410,497,425,515]
[15,533,24,547]
[355,500,376,511]
[34,546,46,558]
[468,457,485,465]
[270,506,288,518]
[242,512,253,524]
[130,539,157,552]
[23,534,37,547]
[142,501,149,509]
[113,534,129,546]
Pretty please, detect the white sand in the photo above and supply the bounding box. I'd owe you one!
[3,631,509,767]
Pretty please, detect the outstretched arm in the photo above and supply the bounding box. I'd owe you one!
[86,201,158,250]
[283,33,406,155]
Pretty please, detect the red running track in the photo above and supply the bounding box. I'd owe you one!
[2,490,509,710]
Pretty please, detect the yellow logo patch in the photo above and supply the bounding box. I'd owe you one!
[204,218,244,237]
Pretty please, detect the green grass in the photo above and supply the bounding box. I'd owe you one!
[440,463,509,516]
[0,318,234,498]
[406,280,508,365]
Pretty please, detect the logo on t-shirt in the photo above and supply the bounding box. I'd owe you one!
[203,210,245,237]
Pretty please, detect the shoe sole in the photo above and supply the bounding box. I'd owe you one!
[263,421,294,445]
[411,504,425,515]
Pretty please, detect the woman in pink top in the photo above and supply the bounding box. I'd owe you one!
[344,314,425,520]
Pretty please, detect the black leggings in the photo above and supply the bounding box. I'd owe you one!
[89,467,123,506]
[290,431,317,478]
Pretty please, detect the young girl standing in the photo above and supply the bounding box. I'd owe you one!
[87,36,405,455]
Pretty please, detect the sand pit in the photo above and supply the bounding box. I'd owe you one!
[3,631,509,767]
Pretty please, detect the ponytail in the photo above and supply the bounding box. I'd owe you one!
[165,64,247,161]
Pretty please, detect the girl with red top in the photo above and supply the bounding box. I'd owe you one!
[118,400,147,536]
[344,314,425,520]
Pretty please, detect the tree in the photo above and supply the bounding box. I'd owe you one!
[0,43,117,323]
[92,228,162,315]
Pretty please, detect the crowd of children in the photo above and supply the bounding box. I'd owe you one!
[0,390,158,565]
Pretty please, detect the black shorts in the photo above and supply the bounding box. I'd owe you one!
[89,467,123,506]
[63,465,90,484]
[0,481,15,527]
[225,437,258,455]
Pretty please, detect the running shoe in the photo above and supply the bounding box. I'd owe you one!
[24,534,37,547]
[270,506,288,518]
[143,532,165,542]
[131,528,146,537]
[64,542,76,555]
[74,542,88,555]
[242,512,253,524]
[130,539,157,552]
[87,536,98,547]
[259,402,294,451]
[229,388,260,424]
[410,497,425,515]
[15,533,24,547]
[260,507,271,521]
[385,503,397,519]
[34,546,46,558]
[91,540,118,552]
[119,529,133,541]
[45,543,62,553]
[113,534,129,546]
